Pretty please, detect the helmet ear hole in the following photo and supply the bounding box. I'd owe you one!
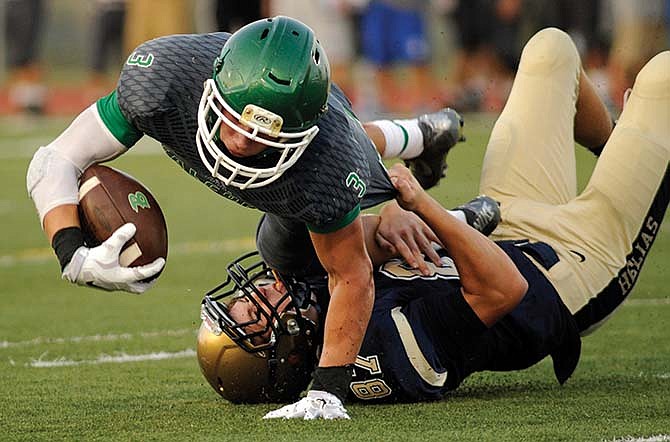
[268,72,291,86]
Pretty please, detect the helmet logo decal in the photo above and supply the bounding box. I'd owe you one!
[346,172,366,198]
[126,52,154,68]
[241,104,283,136]
[128,191,150,212]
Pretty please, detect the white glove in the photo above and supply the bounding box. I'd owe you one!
[263,390,350,420]
[62,223,165,294]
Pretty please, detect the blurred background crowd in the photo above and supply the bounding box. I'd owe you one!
[1,0,668,119]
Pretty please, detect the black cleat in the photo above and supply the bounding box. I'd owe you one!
[453,195,501,236]
[405,108,465,190]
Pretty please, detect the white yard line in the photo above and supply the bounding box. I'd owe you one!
[624,298,670,306]
[606,436,670,442]
[0,237,255,268]
[1,328,195,349]
[0,136,164,159]
[28,349,196,367]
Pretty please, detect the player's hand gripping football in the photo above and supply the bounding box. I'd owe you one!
[62,223,165,294]
[263,390,350,420]
[389,163,430,213]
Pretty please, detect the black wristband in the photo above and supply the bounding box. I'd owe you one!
[52,227,85,271]
[311,365,354,403]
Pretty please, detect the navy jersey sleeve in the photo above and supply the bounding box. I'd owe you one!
[471,241,582,384]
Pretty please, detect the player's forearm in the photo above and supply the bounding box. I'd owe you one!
[43,205,81,243]
[412,196,526,299]
[361,214,392,265]
[319,274,374,366]
[309,218,374,367]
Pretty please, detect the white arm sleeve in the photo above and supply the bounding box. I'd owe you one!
[26,103,129,226]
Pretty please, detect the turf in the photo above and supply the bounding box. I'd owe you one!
[1,115,668,442]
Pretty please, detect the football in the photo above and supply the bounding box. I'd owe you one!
[78,164,168,268]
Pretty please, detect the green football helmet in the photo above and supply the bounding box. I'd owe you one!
[197,16,331,189]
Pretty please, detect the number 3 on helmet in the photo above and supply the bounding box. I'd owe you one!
[197,16,331,189]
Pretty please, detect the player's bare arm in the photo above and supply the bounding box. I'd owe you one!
[309,216,374,366]
[389,163,527,326]
[262,218,374,418]
[27,105,163,291]
[43,205,80,243]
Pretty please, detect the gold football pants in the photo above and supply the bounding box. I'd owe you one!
[480,28,669,334]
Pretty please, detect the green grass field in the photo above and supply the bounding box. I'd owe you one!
[1,115,668,442]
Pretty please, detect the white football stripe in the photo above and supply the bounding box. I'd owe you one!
[119,242,142,266]
[78,175,101,200]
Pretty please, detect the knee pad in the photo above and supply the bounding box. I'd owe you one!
[633,51,670,99]
[518,28,581,77]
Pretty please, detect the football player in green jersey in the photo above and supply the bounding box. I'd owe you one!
[27,17,500,418]
[196,30,669,418]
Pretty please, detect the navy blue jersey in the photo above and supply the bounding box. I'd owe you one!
[348,241,581,403]
[96,32,394,233]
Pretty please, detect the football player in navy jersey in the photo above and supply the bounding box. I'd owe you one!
[26,16,500,418]
[196,28,668,419]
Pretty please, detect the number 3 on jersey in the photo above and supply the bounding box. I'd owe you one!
[346,172,366,198]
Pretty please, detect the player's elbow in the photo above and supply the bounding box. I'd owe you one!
[334,261,374,295]
[328,260,374,307]
[477,274,527,327]
[326,262,375,339]
[502,272,528,313]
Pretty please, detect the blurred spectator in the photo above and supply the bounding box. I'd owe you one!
[518,0,612,107]
[124,0,192,55]
[4,0,47,114]
[358,0,434,114]
[523,0,606,57]
[607,0,668,109]
[268,0,360,105]
[215,0,265,32]
[446,0,521,112]
[87,0,126,95]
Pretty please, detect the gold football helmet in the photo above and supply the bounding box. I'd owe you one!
[197,252,322,403]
